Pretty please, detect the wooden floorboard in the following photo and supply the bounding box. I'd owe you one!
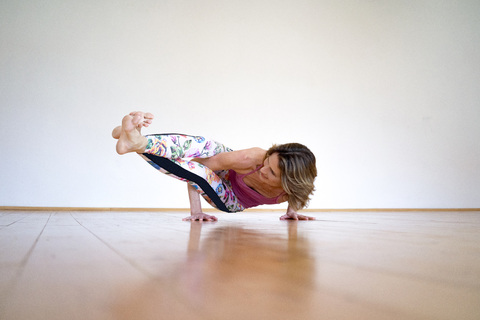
[0,210,479,320]
[1,206,479,212]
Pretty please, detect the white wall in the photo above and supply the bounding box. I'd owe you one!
[1,0,479,209]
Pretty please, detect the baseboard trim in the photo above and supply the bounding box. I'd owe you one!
[0,206,479,212]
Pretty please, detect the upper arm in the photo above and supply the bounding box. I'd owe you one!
[194,147,265,172]
[278,193,289,204]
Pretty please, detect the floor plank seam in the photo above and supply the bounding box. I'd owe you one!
[69,212,156,280]
[1,213,52,299]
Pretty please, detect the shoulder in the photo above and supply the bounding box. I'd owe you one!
[229,147,266,172]
[242,147,266,163]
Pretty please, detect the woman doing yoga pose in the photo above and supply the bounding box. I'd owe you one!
[112,111,317,221]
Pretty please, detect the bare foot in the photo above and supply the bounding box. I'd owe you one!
[111,126,122,139]
[115,113,149,155]
[112,112,154,139]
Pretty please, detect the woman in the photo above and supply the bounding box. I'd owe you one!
[113,111,317,221]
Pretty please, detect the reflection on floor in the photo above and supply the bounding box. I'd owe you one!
[0,210,479,320]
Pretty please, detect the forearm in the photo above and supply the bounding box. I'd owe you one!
[188,184,202,214]
[286,204,297,215]
[184,184,218,221]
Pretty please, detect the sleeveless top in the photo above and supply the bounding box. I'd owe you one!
[229,166,286,209]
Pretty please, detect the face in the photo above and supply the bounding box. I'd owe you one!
[259,153,282,187]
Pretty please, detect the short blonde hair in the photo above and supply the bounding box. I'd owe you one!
[266,143,317,211]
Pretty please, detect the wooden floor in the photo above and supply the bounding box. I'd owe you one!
[0,210,479,320]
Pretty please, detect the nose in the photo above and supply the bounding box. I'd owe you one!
[260,166,268,177]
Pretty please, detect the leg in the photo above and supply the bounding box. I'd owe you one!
[143,134,232,159]
[140,153,244,213]
[139,134,245,214]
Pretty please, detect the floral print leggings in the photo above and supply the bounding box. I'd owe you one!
[140,134,245,213]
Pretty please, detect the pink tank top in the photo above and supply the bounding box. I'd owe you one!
[229,166,285,209]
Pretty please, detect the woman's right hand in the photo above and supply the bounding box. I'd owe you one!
[186,184,218,221]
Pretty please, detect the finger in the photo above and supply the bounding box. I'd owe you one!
[183,215,200,221]
[298,215,316,220]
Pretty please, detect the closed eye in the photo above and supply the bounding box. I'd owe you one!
[267,157,276,176]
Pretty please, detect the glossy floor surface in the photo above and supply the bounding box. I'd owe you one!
[0,210,479,320]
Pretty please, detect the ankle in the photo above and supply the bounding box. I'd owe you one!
[135,136,148,153]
